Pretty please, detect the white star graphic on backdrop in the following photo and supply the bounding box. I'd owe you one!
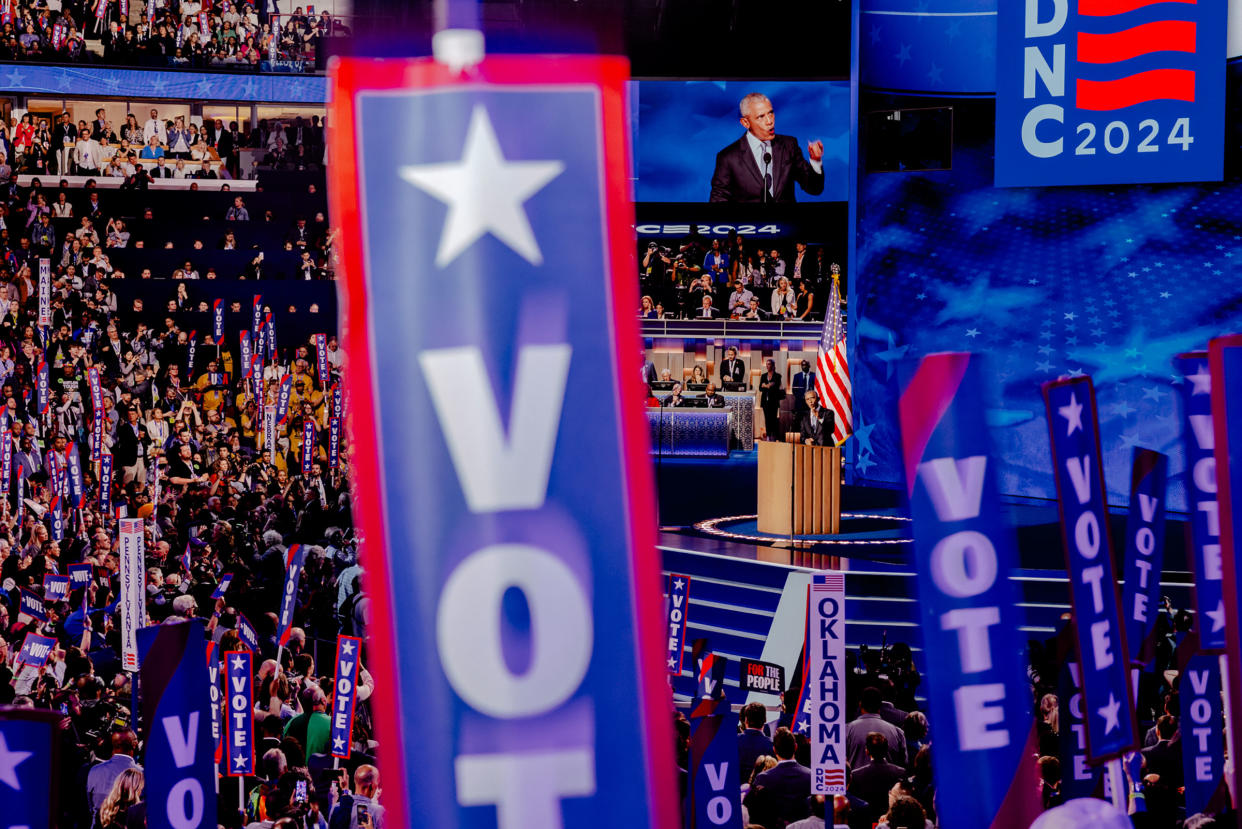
[196,77,213,97]
[341,640,355,656]
[231,655,245,671]
[1206,600,1227,632]
[1098,693,1121,734]
[1187,365,1212,396]
[1059,392,1084,436]
[673,578,685,592]
[151,76,169,94]
[400,105,564,268]
[5,68,25,87]
[0,732,32,789]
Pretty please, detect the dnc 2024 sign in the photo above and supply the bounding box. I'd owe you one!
[995,0,1225,187]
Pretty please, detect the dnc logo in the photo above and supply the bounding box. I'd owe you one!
[996,0,1225,186]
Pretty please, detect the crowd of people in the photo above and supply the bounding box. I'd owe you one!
[639,235,843,321]
[0,148,381,829]
[0,0,340,71]
[0,107,325,181]
[676,606,1232,829]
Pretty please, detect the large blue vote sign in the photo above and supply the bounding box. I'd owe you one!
[995,0,1226,186]
[0,709,60,829]
[330,57,676,829]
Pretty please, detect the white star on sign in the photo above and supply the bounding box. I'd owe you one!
[1206,600,1227,632]
[667,656,676,669]
[1187,364,1212,396]
[0,732,33,790]
[231,655,246,672]
[1058,391,1084,436]
[341,640,355,656]
[400,105,564,268]
[1098,693,1122,734]
[234,753,248,769]
[673,579,685,592]
[333,737,345,750]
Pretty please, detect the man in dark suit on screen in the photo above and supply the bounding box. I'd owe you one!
[710,93,825,203]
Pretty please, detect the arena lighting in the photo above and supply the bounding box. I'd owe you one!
[693,512,912,547]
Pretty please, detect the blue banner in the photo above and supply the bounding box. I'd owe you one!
[274,376,293,425]
[240,332,252,379]
[0,65,326,103]
[49,495,63,541]
[212,300,225,344]
[316,333,328,384]
[685,711,743,829]
[1122,448,1168,667]
[235,613,259,653]
[692,639,727,715]
[68,563,92,589]
[206,642,222,765]
[20,588,47,623]
[213,574,233,599]
[330,635,361,759]
[665,574,690,674]
[277,544,305,647]
[138,620,218,829]
[99,453,113,513]
[301,421,315,474]
[329,55,676,829]
[1058,659,1102,800]
[187,331,197,376]
[897,352,1040,827]
[1178,354,1226,651]
[0,428,11,495]
[66,442,84,507]
[331,384,342,420]
[36,360,47,414]
[1208,335,1242,801]
[17,632,54,666]
[43,574,68,601]
[265,314,277,360]
[793,584,812,737]
[995,0,1225,186]
[1044,376,1137,760]
[1181,651,1226,816]
[251,295,263,336]
[224,649,253,776]
[0,709,60,829]
[328,417,340,469]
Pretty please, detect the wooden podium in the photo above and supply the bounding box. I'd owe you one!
[757,441,842,535]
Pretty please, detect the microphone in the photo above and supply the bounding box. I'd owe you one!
[762,150,772,203]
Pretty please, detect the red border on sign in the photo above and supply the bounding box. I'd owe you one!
[328,54,678,829]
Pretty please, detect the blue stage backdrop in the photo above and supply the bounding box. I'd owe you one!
[853,62,1242,512]
[631,81,851,203]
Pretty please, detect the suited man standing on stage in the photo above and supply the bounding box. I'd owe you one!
[791,359,816,412]
[710,93,825,203]
[719,347,746,386]
[799,391,836,446]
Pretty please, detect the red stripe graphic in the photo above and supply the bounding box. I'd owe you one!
[1076,68,1195,110]
[898,353,971,496]
[1077,20,1196,63]
[1078,0,1195,16]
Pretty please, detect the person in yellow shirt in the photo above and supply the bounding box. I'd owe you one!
[193,359,229,412]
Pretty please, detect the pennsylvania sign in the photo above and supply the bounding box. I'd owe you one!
[330,56,677,829]
[995,0,1225,186]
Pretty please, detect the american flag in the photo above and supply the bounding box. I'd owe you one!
[812,573,845,592]
[815,275,852,444]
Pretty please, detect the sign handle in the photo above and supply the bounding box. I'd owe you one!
[1221,654,1237,806]
[1107,758,1125,813]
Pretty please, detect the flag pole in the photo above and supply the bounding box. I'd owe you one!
[1107,758,1125,812]
[1221,653,1237,805]
[432,0,484,73]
